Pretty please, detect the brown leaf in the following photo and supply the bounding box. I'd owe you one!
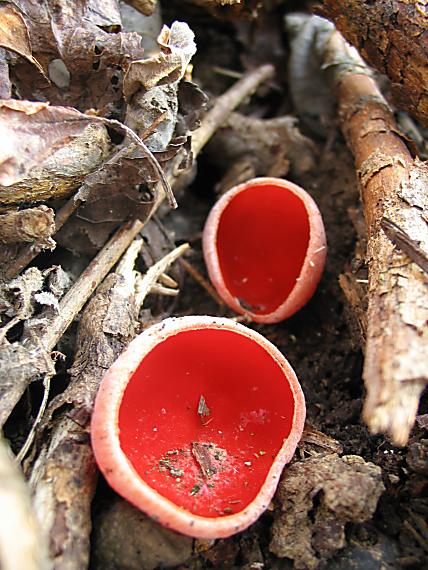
[0,3,45,76]
[123,21,196,100]
[10,0,144,110]
[124,21,197,152]
[0,99,95,186]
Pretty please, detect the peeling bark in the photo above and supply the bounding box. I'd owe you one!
[319,0,428,127]
[318,25,428,445]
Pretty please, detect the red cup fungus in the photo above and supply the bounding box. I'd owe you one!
[202,177,327,323]
[91,316,305,539]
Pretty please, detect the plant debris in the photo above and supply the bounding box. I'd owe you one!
[0,0,427,568]
[270,454,385,569]
[191,441,226,479]
[197,394,210,420]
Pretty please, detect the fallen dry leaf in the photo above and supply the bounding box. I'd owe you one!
[57,136,190,254]
[9,0,144,110]
[0,100,96,186]
[123,21,197,100]
[0,3,45,76]
[124,21,197,152]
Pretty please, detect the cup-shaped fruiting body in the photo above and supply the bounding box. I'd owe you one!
[203,177,327,323]
[91,316,305,539]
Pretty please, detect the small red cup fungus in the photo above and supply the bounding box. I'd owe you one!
[203,177,327,323]
[91,316,305,539]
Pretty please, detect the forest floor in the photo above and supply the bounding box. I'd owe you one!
[1,1,428,569]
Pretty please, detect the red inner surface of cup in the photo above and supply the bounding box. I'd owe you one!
[119,328,295,518]
[215,183,310,314]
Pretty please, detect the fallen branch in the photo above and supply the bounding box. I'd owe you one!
[30,239,189,570]
[0,436,48,570]
[0,206,55,245]
[318,0,428,127]
[0,219,143,428]
[318,22,428,445]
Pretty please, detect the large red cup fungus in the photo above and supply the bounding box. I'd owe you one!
[91,316,305,539]
[203,177,327,323]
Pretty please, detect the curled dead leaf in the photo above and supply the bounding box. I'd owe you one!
[0,3,45,76]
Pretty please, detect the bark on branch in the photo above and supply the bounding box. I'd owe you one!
[0,206,55,245]
[318,0,428,127]
[318,23,428,445]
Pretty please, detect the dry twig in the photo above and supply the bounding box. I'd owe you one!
[0,219,143,429]
[0,206,55,245]
[318,23,428,445]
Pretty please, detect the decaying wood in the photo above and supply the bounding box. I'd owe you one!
[0,123,110,207]
[319,0,428,127]
[30,239,189,570]
[0,436,48,570]
[0,206,55,245]
[0,220,143,429]
[3,196,79,280]
[319,24,428,445]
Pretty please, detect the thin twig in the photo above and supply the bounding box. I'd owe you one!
[94,117,177,209]
[135,243,190,307]
[16,374,52,464]
[43,219,143,352]
[180,257,225,308]
[149,283,179,296]
[191,63,275,156]
[158,273,178,288]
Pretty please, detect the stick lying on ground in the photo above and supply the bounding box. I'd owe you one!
[317,18,428,445]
